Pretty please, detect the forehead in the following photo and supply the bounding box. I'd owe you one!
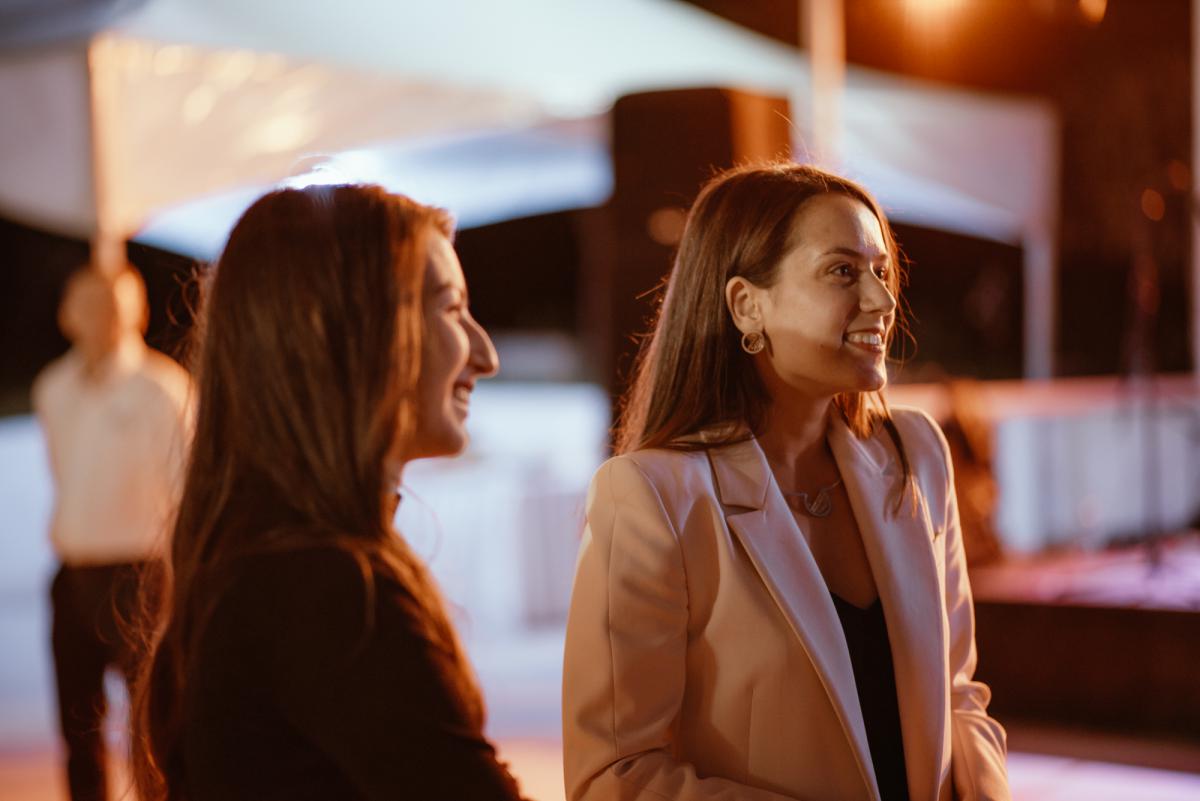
[425,233,464,289]
[789,193,887,256]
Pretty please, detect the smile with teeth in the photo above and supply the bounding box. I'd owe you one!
[844,330,883,345]
[452,385,472,403]
[845,332,884,350]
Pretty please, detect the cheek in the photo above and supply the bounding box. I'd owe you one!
[425,321,469,371]
[767,290,847,348]
[417,325,471,422]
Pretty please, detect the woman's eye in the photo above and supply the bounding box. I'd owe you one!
[873,266,889,280]
[833,263,853,277]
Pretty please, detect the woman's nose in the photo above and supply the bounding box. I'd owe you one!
[862,273,897,316]
[468,316,500,378]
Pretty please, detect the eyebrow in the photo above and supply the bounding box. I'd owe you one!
[821,246,890,262]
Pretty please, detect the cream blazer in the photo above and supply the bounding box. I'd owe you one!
[562,407,1010,801]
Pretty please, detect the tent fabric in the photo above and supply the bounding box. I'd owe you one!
[0,45,96,235]
[1,0,1056,246]
[136,118,613,257]
[84,35,545,239]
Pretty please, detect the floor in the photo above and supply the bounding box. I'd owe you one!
[4,727,1200,801]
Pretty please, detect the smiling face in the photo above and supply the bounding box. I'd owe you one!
[408,234,499,460]
[728,192,897,404]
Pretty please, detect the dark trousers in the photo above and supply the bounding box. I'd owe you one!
[50,562,158,801]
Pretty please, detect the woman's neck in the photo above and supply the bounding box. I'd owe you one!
[77,333,143,382]
[757,394,838,486]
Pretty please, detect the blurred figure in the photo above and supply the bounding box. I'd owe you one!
[130,185,525,801]
[32,265,192,801]
[940,380,1004,568]
[563,163,1009,801]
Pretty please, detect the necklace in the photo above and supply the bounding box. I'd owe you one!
[782,479,842,518]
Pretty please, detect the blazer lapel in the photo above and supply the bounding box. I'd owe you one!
[707,436,880,801]
[827,416,948,801]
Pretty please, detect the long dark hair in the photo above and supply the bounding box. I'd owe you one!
[616,162,912,477]
[130,185,483,800]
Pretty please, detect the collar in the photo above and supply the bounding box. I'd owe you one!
[705,412,889,510]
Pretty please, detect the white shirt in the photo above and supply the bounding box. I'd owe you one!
[32,337,193,566]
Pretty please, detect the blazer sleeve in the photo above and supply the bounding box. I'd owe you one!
[562,456,801,801]
[924,416,1012,801]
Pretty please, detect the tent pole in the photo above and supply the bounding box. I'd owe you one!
[801,0,844,168]
[86,35,124,276]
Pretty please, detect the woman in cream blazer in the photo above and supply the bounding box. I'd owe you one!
[563,164,1009,801]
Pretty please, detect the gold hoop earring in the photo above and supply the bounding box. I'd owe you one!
[741,331,765,354]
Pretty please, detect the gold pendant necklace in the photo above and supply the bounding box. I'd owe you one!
[782,479,842,518]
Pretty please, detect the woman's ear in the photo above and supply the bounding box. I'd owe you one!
[725,276,763,334]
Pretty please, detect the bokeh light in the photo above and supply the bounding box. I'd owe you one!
[1078,0,1107,26]
[1140,187,1165,222]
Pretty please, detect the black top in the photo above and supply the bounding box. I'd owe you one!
[830,593,911,801]
[181,546,525,801]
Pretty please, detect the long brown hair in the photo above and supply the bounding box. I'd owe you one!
[616,162,911,473]
[130,185,483,800]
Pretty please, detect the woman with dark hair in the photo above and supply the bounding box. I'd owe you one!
[131,185,525,800]
[563,163,1010,801]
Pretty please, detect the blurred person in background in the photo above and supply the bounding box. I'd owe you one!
[130,185,528,801]
[32,264,192,801]
[563,163,1010,801]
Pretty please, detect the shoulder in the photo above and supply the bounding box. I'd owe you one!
[220,545,382,622]
[231,544,365,587]
[31,353,76,412]
[132,351,192,410]
[879,406,954,511]
[590,448,712,502]
[212,545,418,666]
[885,405,950,459]
[213,546,370,635]
[586,449,720,540]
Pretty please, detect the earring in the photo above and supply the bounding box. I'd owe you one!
[741,331,765,354]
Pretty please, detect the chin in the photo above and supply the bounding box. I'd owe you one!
[408,426,469,461]
[850,368,888,393]
[432,433,468,458]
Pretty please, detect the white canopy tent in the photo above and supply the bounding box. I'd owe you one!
[0,0,1059,375]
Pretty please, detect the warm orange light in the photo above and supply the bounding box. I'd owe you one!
[1167,160,1191,192]
[904,0,970,16]
[1078,0,1107,25]
[1141,188,1165,222]
[646,207,686,246]
[900,0,971,40]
